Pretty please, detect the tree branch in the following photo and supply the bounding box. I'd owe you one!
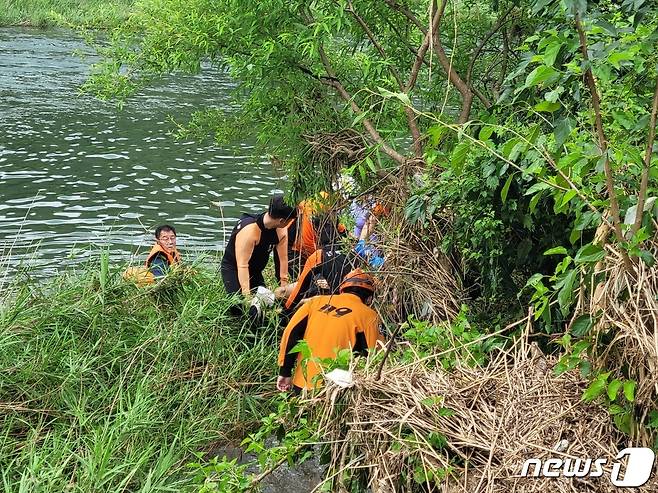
[381,15,430,67]
[344,0,404,88]
[300,7,407,165]
[317,46,407,165]
[405,0,442,93]
[343,0,422,157]
[575,15,625,245]
[632,76,658,235]
[465,6,514,89]
[382,0,427,35]
[492,27,510,99]
[431,0,474,123]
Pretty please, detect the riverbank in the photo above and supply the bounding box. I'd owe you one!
[0,261,280,491]
[0,0,133,28]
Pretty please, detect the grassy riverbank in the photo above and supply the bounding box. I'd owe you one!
[0,0,134,28]
[0,261,280,492]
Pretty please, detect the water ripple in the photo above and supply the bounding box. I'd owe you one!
[0,27,283,278]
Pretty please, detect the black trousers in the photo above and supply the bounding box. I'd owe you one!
[221,264,266,318]
[221,264,265,294]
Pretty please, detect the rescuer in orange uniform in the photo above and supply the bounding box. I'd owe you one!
[276,269,384,392]
[278,193,347,279]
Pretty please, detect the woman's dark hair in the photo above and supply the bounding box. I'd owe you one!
[341,286,373,303]
[268,194,297,220]
[155,224,176,238]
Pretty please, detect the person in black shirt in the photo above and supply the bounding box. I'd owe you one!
[221,194,297,316]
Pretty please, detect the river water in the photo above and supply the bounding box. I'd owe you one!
[0,27,283,279]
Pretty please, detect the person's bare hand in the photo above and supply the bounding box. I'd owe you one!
[277,376,292,392]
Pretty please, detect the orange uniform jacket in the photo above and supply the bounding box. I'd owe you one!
[290,200,347,260]
[277,293,384,390]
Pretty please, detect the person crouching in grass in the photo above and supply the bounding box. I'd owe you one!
[146,224,182,278]
[123,224,182,286]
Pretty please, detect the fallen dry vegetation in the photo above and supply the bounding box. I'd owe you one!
[305,322,657,493]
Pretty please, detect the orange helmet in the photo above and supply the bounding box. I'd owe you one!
[339,268,376,294]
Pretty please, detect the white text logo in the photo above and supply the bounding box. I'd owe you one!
[520,447,655,487]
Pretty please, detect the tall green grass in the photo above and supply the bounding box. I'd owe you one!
[0,0,134,28]
[0,259,280,492]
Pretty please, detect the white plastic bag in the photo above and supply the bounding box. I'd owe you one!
[250,286,275,315]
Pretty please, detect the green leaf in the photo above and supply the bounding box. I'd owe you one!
[570,314,593,337]
[479,126,494,141]
[623,380,636,403]
[638,250,656,267]
[607,379,622,401]
[527,124,541,145]
[529,192,542,213]
[544,246,568,255]
[525,272,544,288]
[609,51,634,69]
[524,65,559,88]
[557,269,577,314]
[427,125,446,147]
[525,182,552,195]
[501,174,514,203]
[427,431,447,450]
[614,412,633,434]
[543,42,563,67]
[377,86,397,99]
[451,141,470,174]
[594,19,618,35]
[554,117,575,148]
[501,138,516,157]
[609,404,625,415]
[574,244,605,264]
[421,396,442,407]
[351,111,367,127]
[561,189,578,207]
[582,376,607,402]
[396,92,412,106]
[534,100,561,113]
[612,111,634,130]
[569,228,582,245]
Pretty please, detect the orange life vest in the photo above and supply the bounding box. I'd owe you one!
[278,293,384,390]
[145,243,181,268]
[291,200,347,259]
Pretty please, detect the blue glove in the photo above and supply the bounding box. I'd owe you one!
[354,239,368,257]
[369,256,384,269]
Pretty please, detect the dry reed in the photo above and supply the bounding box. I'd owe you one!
[577,236,658,412]
[303,326,656,492]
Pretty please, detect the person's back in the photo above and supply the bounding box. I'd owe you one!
[283,244,357,311]
[277,270,383,391]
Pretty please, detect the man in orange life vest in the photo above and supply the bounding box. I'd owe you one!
[146,224,182,278]
[277,269,384,392]
[221,194,297,315]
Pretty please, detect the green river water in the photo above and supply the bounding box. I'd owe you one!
[0,27,285,279]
